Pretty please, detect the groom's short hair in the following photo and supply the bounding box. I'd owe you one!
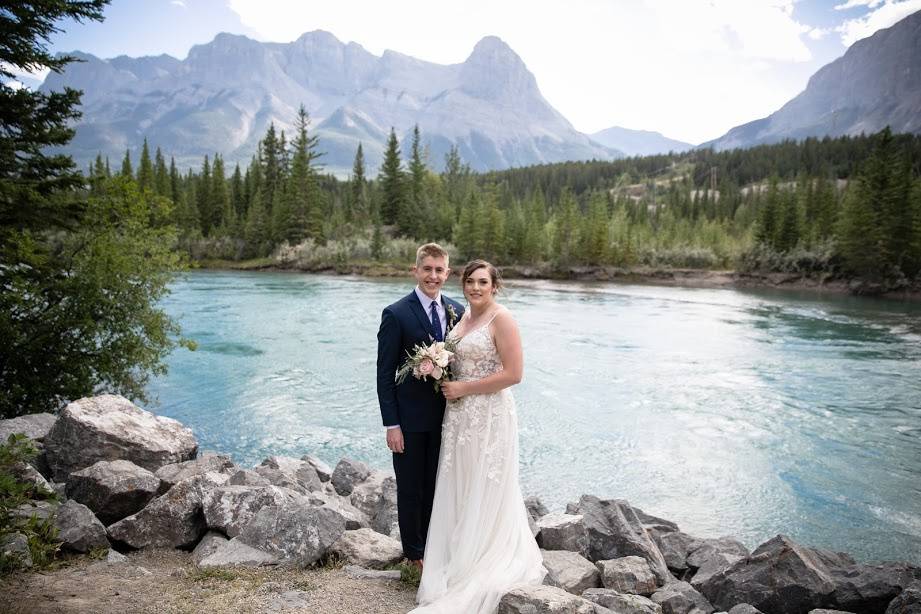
[415,243,449,267]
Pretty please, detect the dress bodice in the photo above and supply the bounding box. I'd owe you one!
[449,316,503,382]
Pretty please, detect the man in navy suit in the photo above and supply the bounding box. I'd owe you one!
[377,243,465,570]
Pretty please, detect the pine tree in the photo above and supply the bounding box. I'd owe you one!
[211,154,229,235]
[776,190,802,252]
[197,155,213,236]
[230,163,245,221]
[154,146,169,198]
[137,137,153,191]
[261,123,280,212]
[379,129,405,228]
[583,192,610,263]
[169,157,180,205]
[120,149,133,178]
[348,143,368,224]
[286,105,323,244]
[754,178,781,248]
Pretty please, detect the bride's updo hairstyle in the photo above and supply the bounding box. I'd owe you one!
[461,259,503,294]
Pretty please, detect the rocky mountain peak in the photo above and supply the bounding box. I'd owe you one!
[460,35,538,101]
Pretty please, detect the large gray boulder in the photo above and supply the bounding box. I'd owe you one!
[10,461,53,496]
[237,500,346,566]
[44,395,197,481]
[330,458,371,496]
[633,507,680,533]
[155,453,236,493]
[728,606,764,614]
[66,459,160,525]
[12,499,59,521]
[576,496,671,584]
[107,471,228,549]
[255,456,322,494]
[191,530,228,566]
[197,536,279,567]
[228,468,272,487]
[304,489,369,530]
[498,584,604,613]
[1,532,33,568]
[886,581,921,614]
[597,556,658,596]
[0,413,57,442]
[302,454,332,482]
[831,562,921,614]
[54,499,109,553]
[688,538,749,590]
[650,530,698,576]
[526,495,550,520]
[698,535,836,614]
[329,528,403,569]
[651,581,715,614]
[349,471,398,536]
[542,549,602,595]
[202,485,303,538]
[538,513,588,556]
[582,588,663,614]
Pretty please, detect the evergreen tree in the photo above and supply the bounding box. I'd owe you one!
[169,157,181,205]
[154,146,169,198]
[348,143,368,223]
[211,154,230,235]
[754,178,781,248]
[776,190,802,252]
[120,149,133,178]
[379,129,405,228]
[286,105,323,244]
[1,0,191,417]
[261,123,280,212]
[137,137,153,191]
[197,155,213,236]
[230,163,245,221]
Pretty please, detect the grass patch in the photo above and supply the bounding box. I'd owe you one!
[392,561,422,587]
[188,567,239,582]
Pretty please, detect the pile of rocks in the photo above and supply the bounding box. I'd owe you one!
[2,395,920,614]
[1,395,403,572]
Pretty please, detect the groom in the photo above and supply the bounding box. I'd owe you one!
[377,243,464,569]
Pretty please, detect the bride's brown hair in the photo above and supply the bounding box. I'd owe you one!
[461,260,502,293]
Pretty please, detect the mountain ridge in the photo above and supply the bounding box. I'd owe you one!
[42,31,621,175]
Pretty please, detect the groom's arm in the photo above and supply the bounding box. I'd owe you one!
[376,306,401,428]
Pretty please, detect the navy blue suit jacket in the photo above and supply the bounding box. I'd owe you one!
[377,290,465,433]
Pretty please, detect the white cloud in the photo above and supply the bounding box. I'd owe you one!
[171,0,187,7]
[834,0,884,10]
[835,0,921,45]
[808,27,830,39]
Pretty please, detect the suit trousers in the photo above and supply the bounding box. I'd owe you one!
[392,429,441,560]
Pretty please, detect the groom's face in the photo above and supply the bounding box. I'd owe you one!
[412,255,450,300]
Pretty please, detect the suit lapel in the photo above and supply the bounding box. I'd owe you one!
[408,291,436,339]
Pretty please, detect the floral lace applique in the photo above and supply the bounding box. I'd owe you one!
[440,321,516,483]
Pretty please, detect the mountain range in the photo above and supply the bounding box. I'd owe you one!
[705,9,921,151]
[39,10,921,174]
[42,32,620,175]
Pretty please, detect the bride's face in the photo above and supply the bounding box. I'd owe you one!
[464,267,496,309]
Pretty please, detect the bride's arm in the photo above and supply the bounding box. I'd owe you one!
[442,310,522,399]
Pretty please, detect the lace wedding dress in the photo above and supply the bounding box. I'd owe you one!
[411,312,546,614]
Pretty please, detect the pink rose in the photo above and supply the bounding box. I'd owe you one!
[418,358,434,376]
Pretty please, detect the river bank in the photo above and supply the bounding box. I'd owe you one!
[2,396,919,614]
[193,259,921,301]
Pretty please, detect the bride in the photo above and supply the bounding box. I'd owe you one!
[411,260,546,614]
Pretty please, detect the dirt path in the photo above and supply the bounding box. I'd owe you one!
[0,550,418,614]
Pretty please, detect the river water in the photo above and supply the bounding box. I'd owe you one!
[147,270,921,563]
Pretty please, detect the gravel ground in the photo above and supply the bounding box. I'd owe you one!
[0,550,418,614]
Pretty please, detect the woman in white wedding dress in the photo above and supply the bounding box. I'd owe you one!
[411,260,546,614]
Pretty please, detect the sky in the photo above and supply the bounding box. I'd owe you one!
[29,0,921,145]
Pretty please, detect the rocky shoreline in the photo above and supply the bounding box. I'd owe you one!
[2,395,919,614]
[197,260,921,302]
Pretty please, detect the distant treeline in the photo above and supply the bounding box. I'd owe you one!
[88,117,921,287]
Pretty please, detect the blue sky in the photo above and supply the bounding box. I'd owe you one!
[33,0,921,144]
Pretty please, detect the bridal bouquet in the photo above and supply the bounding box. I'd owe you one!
[395,338,458,392]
